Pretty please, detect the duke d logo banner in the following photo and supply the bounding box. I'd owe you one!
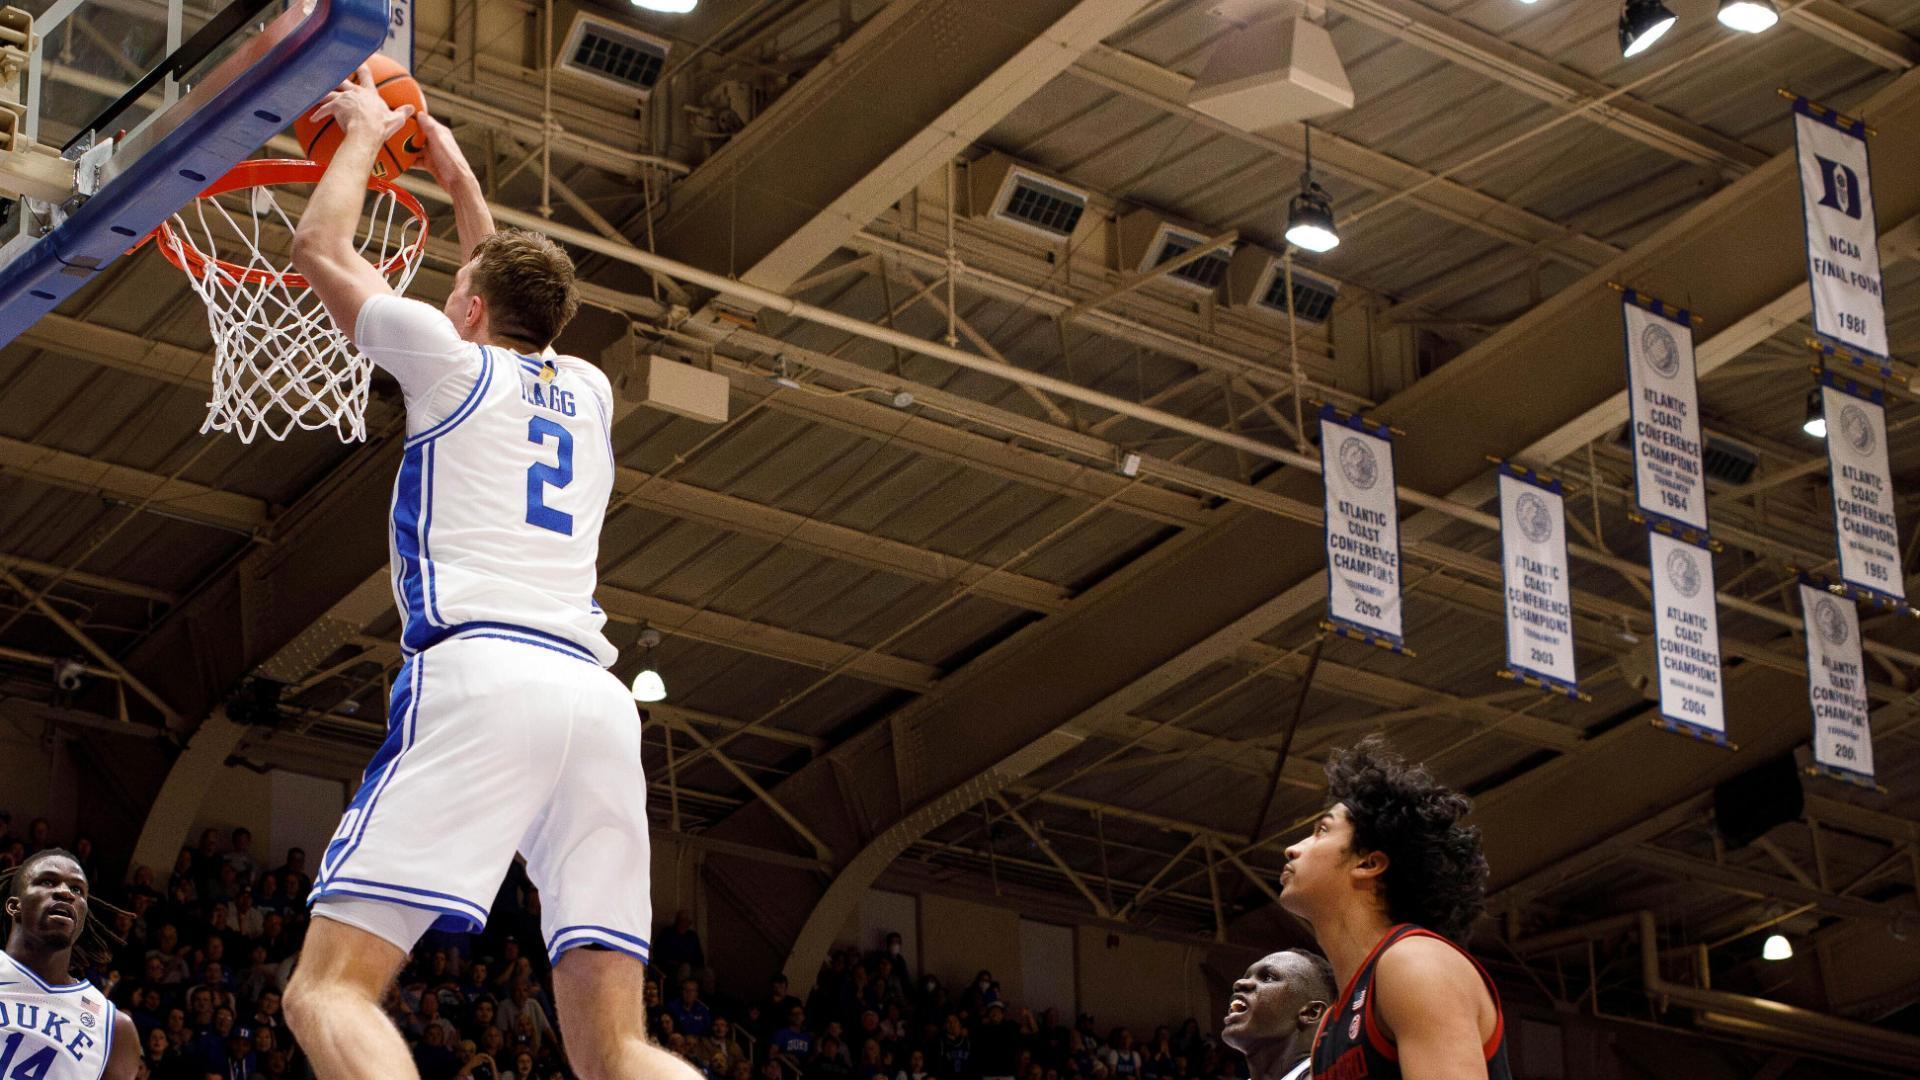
[1821,375,1905,605]
[1799,582,1875,785]
[1621,292,1707,533]
[1320,406,1404,649]
[1649,531,1725,742]
[1793,95,1888,359]
[1498,468,1577,693]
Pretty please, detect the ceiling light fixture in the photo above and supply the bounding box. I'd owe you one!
[1620,0,1678,58]
[1762,933,1793,961]
[632,0,698,12]
[1717,0,1779,33]
[631,628,667,703]
[1285,126,1340,254]
[1803,388,1827,439]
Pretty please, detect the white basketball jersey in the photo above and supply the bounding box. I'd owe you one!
[357,296,618,667]
[0,952,115,1080]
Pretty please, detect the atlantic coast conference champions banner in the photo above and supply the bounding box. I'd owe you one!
[1498,470,1577,691]
[1649,531,1725,740]
[1622,293,1708,533]
[1320,406,1403,647]
[1821,376,1906,604]
[1794,96,1889,359]
[1799,582,1876,783]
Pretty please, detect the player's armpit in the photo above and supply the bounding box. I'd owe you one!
[1373,937,1492,1080]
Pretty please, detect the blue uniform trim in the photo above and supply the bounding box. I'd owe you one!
[419,621,599,663]
[314,657,423,891]
[310,883,485,936]
[316,876,490,921]
[451,632,599,663]
[421,440,445,630]
[547,924,651,966]
[405,347,495,447]
[101,997,116,1075]
[392,348,496,649]
[2,952,91,994]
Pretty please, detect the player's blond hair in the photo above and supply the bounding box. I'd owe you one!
[470,229,580,350]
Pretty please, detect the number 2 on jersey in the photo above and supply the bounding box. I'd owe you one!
[525,417,574,536]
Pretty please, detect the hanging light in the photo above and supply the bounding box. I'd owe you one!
[630,628,667,703]
[1620,0,1678,58]
[1717,0,1779,33]
[1803,388,1827,439]
[1285,126,1340,253]
[632,0,697,11]
[1762,933,1793,961]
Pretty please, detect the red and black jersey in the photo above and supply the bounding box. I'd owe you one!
[1309,924,1512,1080]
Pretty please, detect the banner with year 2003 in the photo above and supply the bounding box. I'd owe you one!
[1498,468,1577,693]
[1320,406,1404,649]
[1649,530,1725,742]
[1821,375,1906,605]
[1621,292,1708,533]
[1799,582,1875,785]
[1794,95,1888,359]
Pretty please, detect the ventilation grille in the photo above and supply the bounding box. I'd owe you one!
[558,16,668,97]
[998,173,1088,238]
[1703,435,1760,485]
[1259,270,1338,322]
[1155,235,1233,290]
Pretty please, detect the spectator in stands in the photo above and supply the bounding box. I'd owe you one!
[937,1012,973,1079]
[895,1048,931,1080]
[670,975,716,1037]
[959,972,999,1020]
[212,1023,255,1080]
[269,847,311,899]
[142,1026,194,1080]
[1099,1029,1142,1080]
[414,1021,461,1080]
[975,1002,1019,1080]
[25,816,51,856]
[225,827,258,889]
[497,978,557,1047]
[765,974,803,1034]
[656,910,706,981]
[773,1004,816,1070]
[808,1035,854,1080]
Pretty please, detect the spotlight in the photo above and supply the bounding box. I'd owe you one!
[1717,0,1779,33]
[1762,933,1793,961]
[1285,126,1339,253]
[1620,0,1678,58]
[53,658,84,692]
[1803,388,1827,439]
[631,628,667,703]
[632,0,697,11]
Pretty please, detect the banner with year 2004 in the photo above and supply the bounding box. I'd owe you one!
[1821,375,1906,605]
[1621,292,1708,533]
[1498,468,1577,693]
[1649,530,1725,742]
[1799,582,1875,785]
[1320,406,1404,649]
[1794,95,1888,359]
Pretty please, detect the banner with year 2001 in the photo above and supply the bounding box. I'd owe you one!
[1799,582,1876,785]
[1649,530,1725,742]
[1622,292,1708,533]
[1498,468,1577,693]
[1320,406,1404,649]
[1794,95,1888,360]
[1821,375,1906,605]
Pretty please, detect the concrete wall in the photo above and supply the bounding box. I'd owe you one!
[922,893,1025,1007]
[1076,926,1215,1037]
[0,720,73,839]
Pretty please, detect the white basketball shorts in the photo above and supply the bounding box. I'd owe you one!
[310,631,653,966]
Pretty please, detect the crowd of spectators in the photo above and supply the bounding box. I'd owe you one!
[1,812,1236,1080]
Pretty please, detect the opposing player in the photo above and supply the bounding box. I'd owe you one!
[1219,949,1334,1080]
[1278,737,1511,1079]
[282,68,695,1080]
[0,849,141,1080]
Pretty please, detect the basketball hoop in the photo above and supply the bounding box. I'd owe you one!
[151,159,429,443]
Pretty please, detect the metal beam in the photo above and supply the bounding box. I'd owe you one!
[1064,229,1239,323]
[1785,2,1920,71]
[1625,847,1900,923]
[0,553,178,604]
[0,566,181,725]
[992,794,1111,918]
[0,435,268,533]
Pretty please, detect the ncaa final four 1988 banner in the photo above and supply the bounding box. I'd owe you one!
[1794,95,1888,359]
[1821,374,1906,606]
[1621,292,1708,533]
[1320,406,1403,649]
[1498,468,1577,693]
[1649,530,1725,742]
[1799,582,1875,785]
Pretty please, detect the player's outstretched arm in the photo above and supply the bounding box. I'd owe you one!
[416,108,495,261]
[290,65,416,343]
[104,1011,141,1080]
[1372,937,1492,1080]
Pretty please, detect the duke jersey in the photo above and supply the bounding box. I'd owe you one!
[1310,924,1511,1080]
[0,952,115,1080]
[357,295,617,666]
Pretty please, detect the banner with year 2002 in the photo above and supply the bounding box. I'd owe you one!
[1649,530,1725,742]
[1799,582,1876,785]
[1320,406,1404,649]
[1621,292,1708,533]
[1498,468,1577,694]
[1794,95,1888,360]
[1821,374,1906,606]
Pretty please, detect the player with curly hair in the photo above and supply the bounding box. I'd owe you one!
[0,848,141,1079]
[1278,737,1511,1080]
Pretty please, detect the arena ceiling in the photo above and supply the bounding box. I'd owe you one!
[5,0,1920,1072]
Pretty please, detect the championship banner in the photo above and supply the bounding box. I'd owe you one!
[1821,374,1906,606]
[1497,466,1578,695]
[1320,406,1404,650]
[1798,581,1876,787]
[1649,530,1726,743]
[1621,291,1708,533]
[1793,95,1888,360]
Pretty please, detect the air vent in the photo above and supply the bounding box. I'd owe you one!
[1702,435,1759,485]
[1152,231,1234,291]
[969,152,1090,241]
[1117,210,1235,296]
[556,12,669,98]
[1225,246,1339,322]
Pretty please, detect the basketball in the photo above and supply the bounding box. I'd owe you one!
[293,54,426,180]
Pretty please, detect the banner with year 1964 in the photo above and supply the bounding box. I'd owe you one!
[1621,292,1708,533]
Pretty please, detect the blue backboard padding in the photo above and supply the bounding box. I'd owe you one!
[0,0,387,346]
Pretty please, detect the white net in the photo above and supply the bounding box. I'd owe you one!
[154,163,428,443]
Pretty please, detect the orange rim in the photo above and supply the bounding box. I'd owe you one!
[151,159,429,288]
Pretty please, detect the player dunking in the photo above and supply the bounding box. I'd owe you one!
[282,69,696,1080]
[1278,737,1512,1080]
[0,849,140,1080]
